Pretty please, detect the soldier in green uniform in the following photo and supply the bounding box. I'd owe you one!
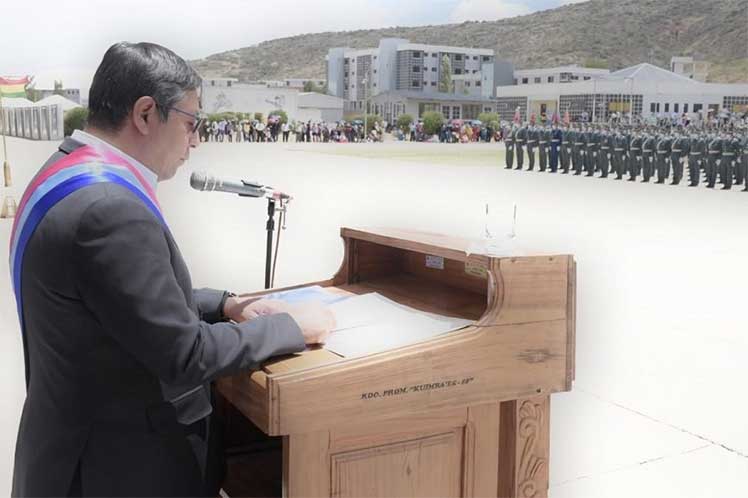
[504,124,515,169]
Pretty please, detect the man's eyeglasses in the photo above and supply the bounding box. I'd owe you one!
[156,102,205,133]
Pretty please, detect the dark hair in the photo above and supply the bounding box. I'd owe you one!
[87,42,201,132]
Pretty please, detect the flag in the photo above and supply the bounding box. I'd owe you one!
[552,111,560,125]
[563,109,571,126]
[0,76,31,98]
[529,112,536,125]
[513,107,521,124]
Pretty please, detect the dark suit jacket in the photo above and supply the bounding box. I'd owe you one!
[12,138,305,497]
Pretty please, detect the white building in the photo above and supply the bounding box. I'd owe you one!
[495,63,748,122]
[512,65,610,86]
[200,79,343,122]
[326,39,512,116]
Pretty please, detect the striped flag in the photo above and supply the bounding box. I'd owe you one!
[0,76,31,98]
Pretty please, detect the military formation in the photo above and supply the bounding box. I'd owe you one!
[502,123,748,190]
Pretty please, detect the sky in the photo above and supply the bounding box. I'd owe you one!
[0,0,588,96]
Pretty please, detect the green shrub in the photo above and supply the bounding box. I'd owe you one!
[396,114,414,132]
[268,109,288,124]
[63,107,88,137]
[422,111,444,136]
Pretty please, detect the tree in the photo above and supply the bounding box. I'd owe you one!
[422,111,445,136]
[478,112,500,130]
[439,55,453,93]
[303,81,326,94]
[269,109,288,124]
[254,112,264,122]
[64,107,88,136]
[396,114,414,133]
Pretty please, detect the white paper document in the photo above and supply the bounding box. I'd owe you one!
[324,293,474,358]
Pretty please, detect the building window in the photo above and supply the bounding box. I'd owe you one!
[484,107,492,112]
[674,103,679,113]
[476,81,481,87]
[413,66,420,72]
[413,51,421,58]
[373,69,377,74]
[455,69,462,75]
[684,104,689,113]
[432,67,437,72]
[227,81,232,87]
[664,103,669,112]
[466,82,471,87]
[548,76,554,83]
[211,80,215,86]
[344,72,348,77]
[650,103,656,113]
[452,106,461,119]
[412,80,420,87]
[442,105,450,119]
[534,77,541,83]
[693,103,703,112]
[583,76,590,80]
[513,78,518,85]
[431,82,436,86]
[455,54,462,61]
[656,103,660,112]
[521,78,528,84]
[473,56,478,60]
[482,56,490,62]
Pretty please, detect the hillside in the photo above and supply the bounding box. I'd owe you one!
[191,0,748,84]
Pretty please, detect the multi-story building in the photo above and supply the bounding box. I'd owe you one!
[326,39,513,122]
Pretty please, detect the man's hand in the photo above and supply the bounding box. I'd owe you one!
[284,302,336,345]
[224,297,289,323]
[224,296,335,344]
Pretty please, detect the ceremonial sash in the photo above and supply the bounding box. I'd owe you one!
[8,144,163,383]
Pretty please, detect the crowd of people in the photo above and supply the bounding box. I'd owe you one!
[199,118,385,143]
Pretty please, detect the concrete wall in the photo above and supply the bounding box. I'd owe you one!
[1,104,64,141]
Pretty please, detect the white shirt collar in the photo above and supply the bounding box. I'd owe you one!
[71,130,159,191]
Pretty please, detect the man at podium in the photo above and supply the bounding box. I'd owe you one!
[9,42,334,498]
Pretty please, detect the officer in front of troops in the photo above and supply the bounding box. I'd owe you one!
[655,129,672,184]
[550,124,563,173]
[538,125,550,172]
[515,123,527,170]
[670,129,690,185]
[706,132,722,188]
[504,124,515,169]
[628,129,643,181]
[687,131,705,187]
[721,130,740,190]
[640,130,656,182]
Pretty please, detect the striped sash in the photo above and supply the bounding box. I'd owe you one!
[8,144,164,384]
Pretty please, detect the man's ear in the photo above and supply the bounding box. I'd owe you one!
[131,96,158,136]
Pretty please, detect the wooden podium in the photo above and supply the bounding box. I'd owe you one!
[215,227,576,498]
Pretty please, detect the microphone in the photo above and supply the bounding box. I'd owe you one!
[190,171,292,200]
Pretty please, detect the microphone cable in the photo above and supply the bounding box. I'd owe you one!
[270,198,288,288]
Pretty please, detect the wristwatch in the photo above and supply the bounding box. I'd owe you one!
[219,291,237,321]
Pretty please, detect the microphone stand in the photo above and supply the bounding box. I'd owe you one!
[264,198,275,289]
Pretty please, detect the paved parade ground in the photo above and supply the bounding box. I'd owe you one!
[1,137,747,496]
